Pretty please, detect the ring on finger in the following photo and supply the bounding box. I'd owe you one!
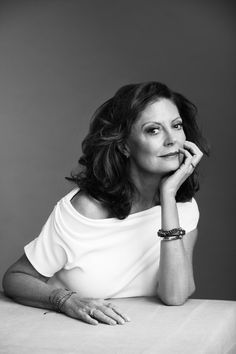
[89,308,96,317]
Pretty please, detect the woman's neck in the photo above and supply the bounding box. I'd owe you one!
[129,169,162,214]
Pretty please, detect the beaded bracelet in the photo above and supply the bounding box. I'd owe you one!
[159,234,184,241]
[49,289,77,313]
[157,227,186,241]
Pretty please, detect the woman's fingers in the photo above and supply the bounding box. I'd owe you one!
[183,141,203,167]
[87,302,131,325]
[73,306,115,326]
[178,147,193,170]
[77,309,99,325]
[89,304,130,325]
[183,141,202,155]
[101,305,128,324]
[89,308,117,325]
[178,141,203,173]
[106,303,131,322]
[64,297,130,326]
[160,141,203,195]
[102,308,125,324]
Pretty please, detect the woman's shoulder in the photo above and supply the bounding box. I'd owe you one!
[70,190,110,219]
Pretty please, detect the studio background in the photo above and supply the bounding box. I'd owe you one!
[0,0,235,300]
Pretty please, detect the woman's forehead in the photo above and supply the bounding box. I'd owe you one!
[135,99,180,126]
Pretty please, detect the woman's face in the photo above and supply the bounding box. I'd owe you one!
[126,98,186,177]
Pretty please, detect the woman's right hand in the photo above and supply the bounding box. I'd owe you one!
[2,256,130,326]
[61,293,131,325]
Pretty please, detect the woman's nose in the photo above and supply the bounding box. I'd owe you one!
[164,131,177,146]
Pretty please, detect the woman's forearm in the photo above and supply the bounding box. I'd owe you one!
[157,239,194,305]
[2,271,55,310]
[157,193,195,305]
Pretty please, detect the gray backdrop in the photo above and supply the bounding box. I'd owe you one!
[0,0,235,300]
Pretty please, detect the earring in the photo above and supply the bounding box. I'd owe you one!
[119,143,129,158]
[123,151,129,158]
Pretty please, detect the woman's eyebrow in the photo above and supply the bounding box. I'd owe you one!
[141,116,182,128]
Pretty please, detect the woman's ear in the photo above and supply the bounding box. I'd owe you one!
[118,143,130,158]
[123,150,130,158]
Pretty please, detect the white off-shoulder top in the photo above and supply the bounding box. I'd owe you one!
[24,188,199,299]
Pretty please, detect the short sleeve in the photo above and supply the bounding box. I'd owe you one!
[178,198,200,233]
[24,206,67,277]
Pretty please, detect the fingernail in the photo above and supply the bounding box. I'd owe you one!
[119,319,125,324]
[110,320,117,325]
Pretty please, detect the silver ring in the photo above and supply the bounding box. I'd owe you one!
[89,308,96,317]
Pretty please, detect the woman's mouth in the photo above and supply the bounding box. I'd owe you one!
[159,151,179,158]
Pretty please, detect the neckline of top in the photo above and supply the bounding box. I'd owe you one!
[64,188,161,223]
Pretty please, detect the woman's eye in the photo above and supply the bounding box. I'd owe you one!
[146,127,160,135]
[174,123,183,130]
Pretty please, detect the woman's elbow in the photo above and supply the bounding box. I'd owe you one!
[157,287,196,306]
[166,297,188,306]
[158,294,187,306]
[2,270,13,297]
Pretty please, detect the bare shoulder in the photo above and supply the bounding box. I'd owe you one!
[70,190,110,219]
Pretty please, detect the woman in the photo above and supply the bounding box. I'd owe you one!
[2,81,209,326]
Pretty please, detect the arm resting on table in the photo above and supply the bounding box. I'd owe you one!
[157,193,198,306]
[157,229,197,306]
[2,254,56,310]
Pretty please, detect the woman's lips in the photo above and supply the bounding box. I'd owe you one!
[160,152,179,158]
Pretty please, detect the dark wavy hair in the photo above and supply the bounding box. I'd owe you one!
[67,81,209,219]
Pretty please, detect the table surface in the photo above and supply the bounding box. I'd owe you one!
[0,292,236,354]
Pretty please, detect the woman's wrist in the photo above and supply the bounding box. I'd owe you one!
[160,191,180,230]
[49,288,77,312]
[160,189,176,204]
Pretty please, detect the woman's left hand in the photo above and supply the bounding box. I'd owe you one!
[160,141,203,198]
